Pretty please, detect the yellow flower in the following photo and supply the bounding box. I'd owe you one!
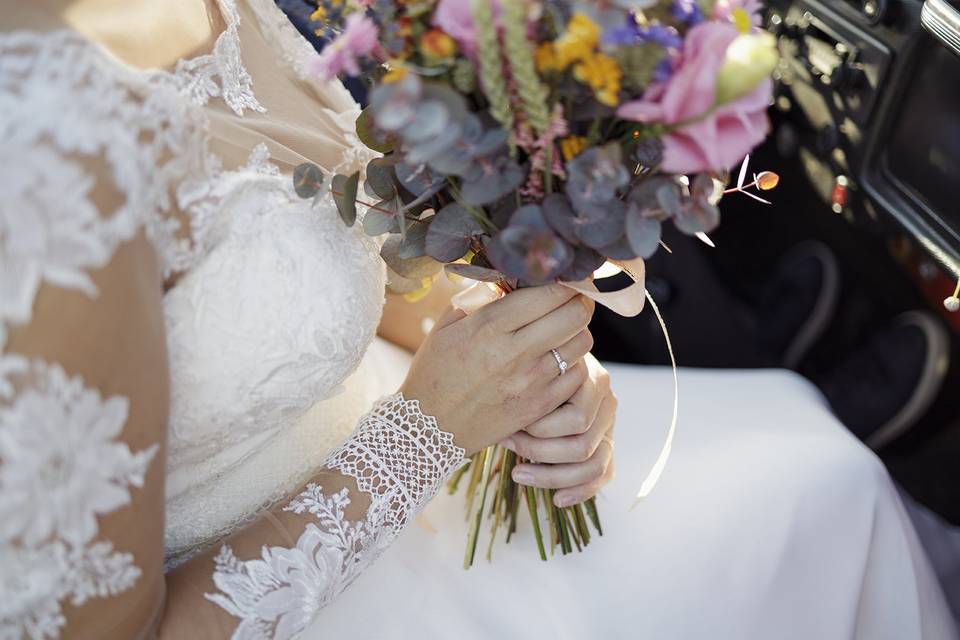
[560,136,587,161]
[732,8,752,33]
[554,13,600,69]
[403,277,436,303]
[420,28,457,61]
[573,52,622,106]
[715,32,778,105]
[382,64,409,83]
[309,6,326,22]
[535,43,560,74]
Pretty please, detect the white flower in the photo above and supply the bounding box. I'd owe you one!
[0,542,69,640]
[0,145,122,330]
[0,363,157,547]
[207,524,349,640]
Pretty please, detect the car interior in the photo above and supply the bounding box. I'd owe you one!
[590,0,960,528]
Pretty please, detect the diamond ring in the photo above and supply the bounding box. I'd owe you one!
[550,348,568,377]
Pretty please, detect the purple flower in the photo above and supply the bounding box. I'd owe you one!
[602,18,682,50]
[307,12,380,80]
[671,0,704,25]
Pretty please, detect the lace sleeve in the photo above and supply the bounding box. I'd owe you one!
[0,29,212,639]
[201,394,465,638]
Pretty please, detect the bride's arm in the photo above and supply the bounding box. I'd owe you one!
[4,216,593,639]
[378,277,466,352]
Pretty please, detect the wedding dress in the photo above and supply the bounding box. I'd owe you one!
[0,1,956,639]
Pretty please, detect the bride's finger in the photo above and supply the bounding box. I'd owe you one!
[510,437,614,494]
[513,295,594,355]
[531,329,593,384]
[504,392,615,463]
[433,305,467,330]
[552,452,615,508]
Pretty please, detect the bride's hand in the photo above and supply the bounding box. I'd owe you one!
[500,354,616,507]
[399,285,596,456]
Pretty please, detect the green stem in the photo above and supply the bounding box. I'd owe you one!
[525,485,548,561]
[544,143,554,195]
[584,497,603,536]
[573,503,591,546]
[464,446,497,569]
[447,460,471,495]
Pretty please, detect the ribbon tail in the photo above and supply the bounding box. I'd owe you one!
[631,289,679,510]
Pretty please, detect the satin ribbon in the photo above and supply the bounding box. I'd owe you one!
[450,258,678,507]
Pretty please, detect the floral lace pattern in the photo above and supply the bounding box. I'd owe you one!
[205,394,465,639]
[167,0,265,117]
[1,2,401,637]
[0,362,157,640]
[0,9,255,634]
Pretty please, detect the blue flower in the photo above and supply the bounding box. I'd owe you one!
[671,0,705,26]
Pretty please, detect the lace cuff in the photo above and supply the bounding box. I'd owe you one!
[325,393,465,533]
[205,394,464,638]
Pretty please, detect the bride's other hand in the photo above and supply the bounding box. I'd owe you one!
[399,285,595,456]
[500,355,617,507]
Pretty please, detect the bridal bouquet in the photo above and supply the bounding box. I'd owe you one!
[293,0,780,566]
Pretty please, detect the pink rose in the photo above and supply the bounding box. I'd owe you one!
[616,22,772,174]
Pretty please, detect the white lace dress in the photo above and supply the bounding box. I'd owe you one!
[0,1,956,639]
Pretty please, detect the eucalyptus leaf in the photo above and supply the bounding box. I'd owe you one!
[395,162,445,199]
[293,163,324,199]
[560,246,606,282]
[542,193,579,244]
[356,107,394,153]
[628,176,679,217]
[459,160,525,206]
[674,200,720,235]
[444,263,505,283]
[364,160,397,200]
[574,199,626,250]
[332,172,360,227]
[425,203,485,262]
[656,183,683,217]
[385,265,426,294]
[508,205,549,230]
[597,233,639,260]
[625,205,663,259]
[398,220,429,259]
[381,236,444,279]
[362,207,400,236]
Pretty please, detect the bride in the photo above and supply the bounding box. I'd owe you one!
[1,0,956,638]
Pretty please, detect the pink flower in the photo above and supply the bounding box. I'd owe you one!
[431,0,501,57]
[714,0,764,26]
[616,22,772,174]
[307,13,380,81]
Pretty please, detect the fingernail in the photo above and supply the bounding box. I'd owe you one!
[554,494,576,508]
[500,437,515,451]
[512,470,534,485]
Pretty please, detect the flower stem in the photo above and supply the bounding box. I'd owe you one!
[464,446,497,569]
[525,485,548,561]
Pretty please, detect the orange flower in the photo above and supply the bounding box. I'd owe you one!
[420,28,457,61]
[560,136,588,161]
[756,171,780,191]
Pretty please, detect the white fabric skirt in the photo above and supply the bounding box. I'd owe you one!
[312,362,958,639]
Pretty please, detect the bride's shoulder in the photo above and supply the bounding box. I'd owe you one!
[0,27,215,277]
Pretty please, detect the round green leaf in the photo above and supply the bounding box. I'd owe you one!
[293,163,324,199]
[332,172,360,227]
